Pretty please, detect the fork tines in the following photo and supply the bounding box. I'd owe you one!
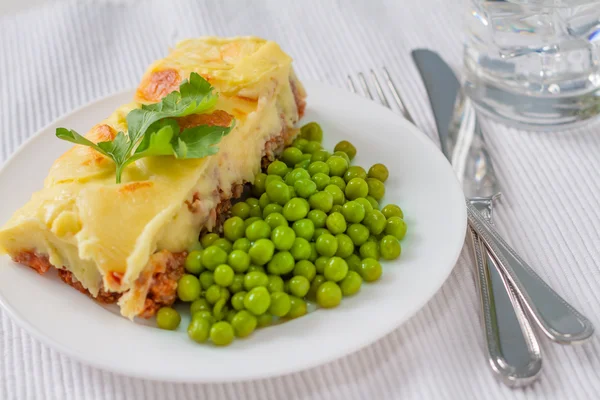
[347,68,414,124]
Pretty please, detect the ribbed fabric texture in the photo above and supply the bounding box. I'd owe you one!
[1,0,599,399]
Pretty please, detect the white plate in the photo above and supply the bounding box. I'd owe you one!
[0,81,466,382]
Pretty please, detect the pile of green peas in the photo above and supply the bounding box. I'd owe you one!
[155,122,408,346]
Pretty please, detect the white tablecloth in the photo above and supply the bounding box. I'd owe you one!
[1,0,599,398]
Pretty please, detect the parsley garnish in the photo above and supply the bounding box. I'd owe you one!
[56,73,234,183]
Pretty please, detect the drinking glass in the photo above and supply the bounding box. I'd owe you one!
[464,0,600,129]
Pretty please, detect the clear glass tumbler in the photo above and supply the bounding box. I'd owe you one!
[464,0,600,129]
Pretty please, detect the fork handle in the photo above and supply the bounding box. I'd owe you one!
[467,202,594,343]
[469,227,541,386]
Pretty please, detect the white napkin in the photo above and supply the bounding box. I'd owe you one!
[1,1,599,399]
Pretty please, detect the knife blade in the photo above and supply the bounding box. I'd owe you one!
[412,48,542,386]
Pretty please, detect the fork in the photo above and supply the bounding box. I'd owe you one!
[347,69,541,385]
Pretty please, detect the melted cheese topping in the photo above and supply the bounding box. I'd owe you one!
[0,36,305,318]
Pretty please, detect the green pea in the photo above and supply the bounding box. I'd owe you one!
[261,203,282,219]
[341,201,365,224]
[345,254,362,272]
[232,238,252,253]
[309,242,319,262]
[269,292,292,317]
[259,193,271,209]
[248,239,275,265]
[307,209,327,228]
[244,216,261,230]
[334,140,357,160]
[244,287,271,316]
[229,274,245,293]
[326,212,347,235]
[340,270,363,296]
[231,291,247,310]
[188,314,211,343]
[307,161,329,177]
[257,313,274,327]
[316,233,338,257]
[326,156,348,177]
[282,147,305,167]
[363,210,387,235]
[368,163,389,182]
[324,257,349,282]
[231,310,257,338]
[248,203,262,218]
[344,166,367,183]
[359,258,382,282]
[214,264,234,287]
[267,251,295,275]
[285,167,311,185]
[190,298,211,314]
[366,196,380,210]
[311,149,330,163]
[248,265,266,273]
[303,141,322,154]
[286,296,307,318]
[293,178,317,198]
[283,198,309,221]
[246,220,272,242]
[156,307,181,330]
[199,271,215,290]
[313,228,329,240]
[271,225,296,251]
[385,216,407,240]
[359,241,380,260]
[227,249,250,273]
[213,238,233,253]
[300,122,323,142]
[223,216,244,242]
[293,260,317,281]
[346,224,369,246]
[265,212,288,230]
[316,281,343,308]
[185,250,204,275]
[355,197,373,213]
[324,184,345,205]
[244,271,269,290]
[265,174,283,186]
[309,191,334,212]
[292,218,315,240]
[231,202,251,219]
[333,151,351,164]
[331,205,343,214]
[291,237,312,261]
[266,180,291,206]
[312,173,331,190]
[266,160,288,177]
[315,256,329,274]
[329,176,346,192]
[267,275,285,293]
[345,178,369,200]
[293,137,309,151]
[205,284,223,304]
[335,234,354,258]
[295,159,311,169]
[381,204,404,219]
[288,276,310,297]
[380,235,402,260]
[253,173,268,197]
[307,275,326,300]
[226,309,237,323]
[177,274,201,302]
[210,321,235,346]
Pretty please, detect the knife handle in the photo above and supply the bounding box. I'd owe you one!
[469,227,541,386]
[467,202,594,343]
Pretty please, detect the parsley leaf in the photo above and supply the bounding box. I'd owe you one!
[55,73,233,184]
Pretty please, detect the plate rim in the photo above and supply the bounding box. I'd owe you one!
[0,80,467,382]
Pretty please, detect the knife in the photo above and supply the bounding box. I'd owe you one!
[412,49,542,386]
